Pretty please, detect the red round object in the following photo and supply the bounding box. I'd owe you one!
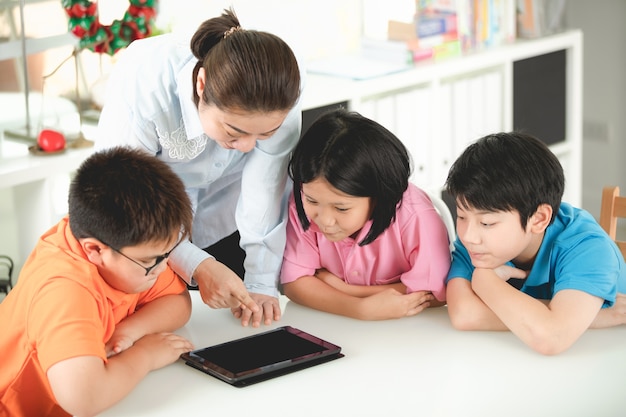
[37,129,66,152]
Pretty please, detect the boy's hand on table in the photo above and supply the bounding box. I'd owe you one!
[604,293,626,326]
[106,333,135,357]
[589,293,626,328]
[105,320,141,357]
[133,332,195,370]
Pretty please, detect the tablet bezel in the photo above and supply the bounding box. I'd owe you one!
[180,326,343,386]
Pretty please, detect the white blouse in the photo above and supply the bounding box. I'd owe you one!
[95,32,304,297]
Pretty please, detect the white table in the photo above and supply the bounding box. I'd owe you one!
[100,291,626,417]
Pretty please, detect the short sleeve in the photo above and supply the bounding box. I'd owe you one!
[447,240,474,283]
[280,195,322,284]
[400,205,451,301]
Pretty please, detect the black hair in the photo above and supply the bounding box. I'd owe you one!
[445,131,564,229]
[288,108,411,245]
[68,146,193,249]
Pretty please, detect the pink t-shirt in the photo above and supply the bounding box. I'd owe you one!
[280,184,451,301]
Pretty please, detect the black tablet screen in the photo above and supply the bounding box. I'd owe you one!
[194,328,327,374]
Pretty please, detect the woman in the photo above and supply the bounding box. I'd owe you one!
[96,8,303,327]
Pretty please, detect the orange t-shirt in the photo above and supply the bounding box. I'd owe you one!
[0,217,187,417]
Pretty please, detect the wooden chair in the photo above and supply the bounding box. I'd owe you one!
[599,186,626,260]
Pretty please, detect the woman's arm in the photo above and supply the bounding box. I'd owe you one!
[233,103,303,327]
[237,101,302,297]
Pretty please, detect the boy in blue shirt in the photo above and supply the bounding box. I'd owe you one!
[445,132,626,355]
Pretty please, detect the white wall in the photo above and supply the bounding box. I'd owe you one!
[565,0,626,217]
[156,0,363,62]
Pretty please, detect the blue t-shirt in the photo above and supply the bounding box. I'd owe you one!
[446,202,626,307]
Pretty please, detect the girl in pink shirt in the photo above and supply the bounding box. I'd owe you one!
[280,109,451,320]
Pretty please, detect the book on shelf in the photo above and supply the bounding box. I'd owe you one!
[387,19,461,63]
[386,0,517,63]
[387,0,461,62]
[416,10,458,38]
[472,0,517,49]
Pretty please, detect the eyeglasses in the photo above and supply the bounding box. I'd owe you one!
[105,239,182,276]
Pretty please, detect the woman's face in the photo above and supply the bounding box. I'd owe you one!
[197,102,288,152]
[195,67,289,153]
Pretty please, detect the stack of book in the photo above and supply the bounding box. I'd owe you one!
[466,0,517,49]
[380,0,517,64]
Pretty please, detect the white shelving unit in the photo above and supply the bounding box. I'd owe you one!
[301,30,583,206]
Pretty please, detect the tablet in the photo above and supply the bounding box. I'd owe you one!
[180,326,344,387]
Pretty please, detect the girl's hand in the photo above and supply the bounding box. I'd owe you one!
[360,289,434,320]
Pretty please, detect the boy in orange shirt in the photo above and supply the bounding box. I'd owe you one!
[0,147,195,416]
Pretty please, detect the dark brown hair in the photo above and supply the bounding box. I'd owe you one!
[68,146,193,249]
[190,8,300,112]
